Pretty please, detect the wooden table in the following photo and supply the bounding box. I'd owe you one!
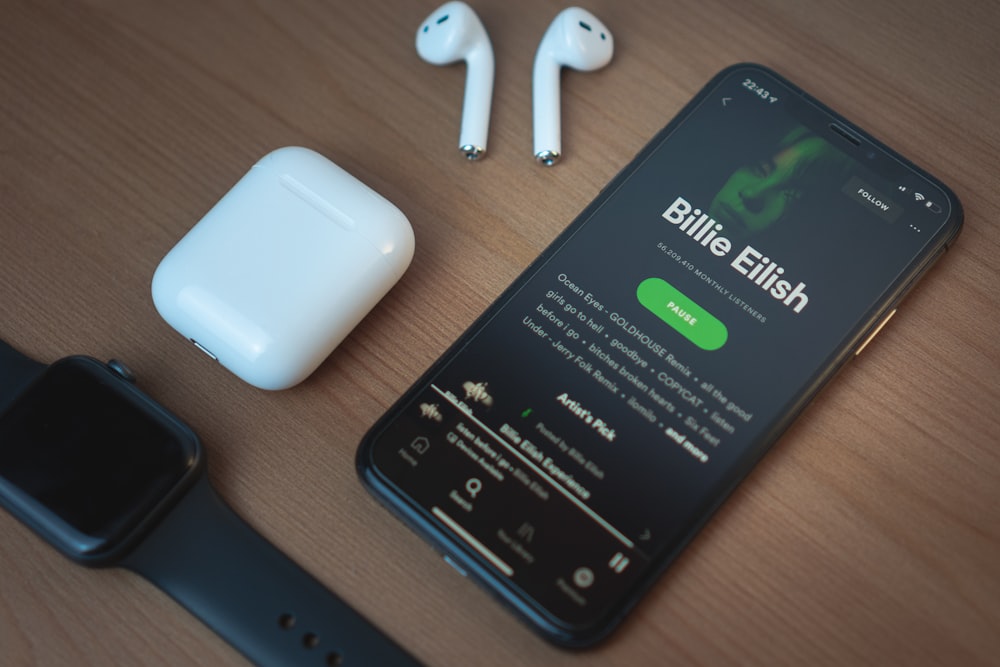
[2,1,998,665]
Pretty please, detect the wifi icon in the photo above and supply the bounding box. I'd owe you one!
[914,192,926,202]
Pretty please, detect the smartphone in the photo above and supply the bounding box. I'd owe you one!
[357,64,962,647]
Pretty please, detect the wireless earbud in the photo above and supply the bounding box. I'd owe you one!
[417,1,495,160]
[532,7,613,166]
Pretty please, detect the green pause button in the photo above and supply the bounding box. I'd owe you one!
[636,277,728,351]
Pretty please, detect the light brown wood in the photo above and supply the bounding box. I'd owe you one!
[1,1,997,665]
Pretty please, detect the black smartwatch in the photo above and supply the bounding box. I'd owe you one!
[0,340,423,667]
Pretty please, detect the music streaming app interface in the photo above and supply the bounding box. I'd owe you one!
[367,69,936,625]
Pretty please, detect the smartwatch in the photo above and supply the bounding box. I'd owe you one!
[0,340,423,667]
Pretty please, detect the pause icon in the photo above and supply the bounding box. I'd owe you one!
[609,552,630,574]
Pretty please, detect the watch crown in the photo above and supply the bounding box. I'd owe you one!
[106,359,137,383]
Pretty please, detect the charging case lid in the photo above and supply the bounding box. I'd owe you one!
[152,147,414,390]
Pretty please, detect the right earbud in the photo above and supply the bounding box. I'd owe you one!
[416,1,495,160]
[532,7,613,166]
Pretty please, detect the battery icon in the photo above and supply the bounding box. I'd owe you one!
[925,201,942,213]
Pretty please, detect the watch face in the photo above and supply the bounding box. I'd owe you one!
[0,357,201,563]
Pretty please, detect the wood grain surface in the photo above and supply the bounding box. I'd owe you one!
[1,1,997,665]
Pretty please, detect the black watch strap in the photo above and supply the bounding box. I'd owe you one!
[122,475,423,667]
[0,340,46,414]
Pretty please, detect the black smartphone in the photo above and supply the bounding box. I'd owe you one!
[357,64,962,647]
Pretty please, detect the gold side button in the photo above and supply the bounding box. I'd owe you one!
[855,309,898,356]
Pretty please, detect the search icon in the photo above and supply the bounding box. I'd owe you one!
[465,478,482,498]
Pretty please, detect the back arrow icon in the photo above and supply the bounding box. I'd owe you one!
[722,97,732,106]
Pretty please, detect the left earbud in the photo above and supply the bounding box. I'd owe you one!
[417,1,495,160]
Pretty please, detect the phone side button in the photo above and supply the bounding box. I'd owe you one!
[443,554,468,577]
[855,308,898,356]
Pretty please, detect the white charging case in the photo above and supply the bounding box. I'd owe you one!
[151,147,414,390]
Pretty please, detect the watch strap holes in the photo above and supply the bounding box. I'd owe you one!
[277,612,343,665]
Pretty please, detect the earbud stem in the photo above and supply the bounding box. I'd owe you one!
[460,48,494,160]
[532,57,562,166]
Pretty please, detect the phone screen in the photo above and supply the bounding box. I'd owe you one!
[357,64,961,645]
